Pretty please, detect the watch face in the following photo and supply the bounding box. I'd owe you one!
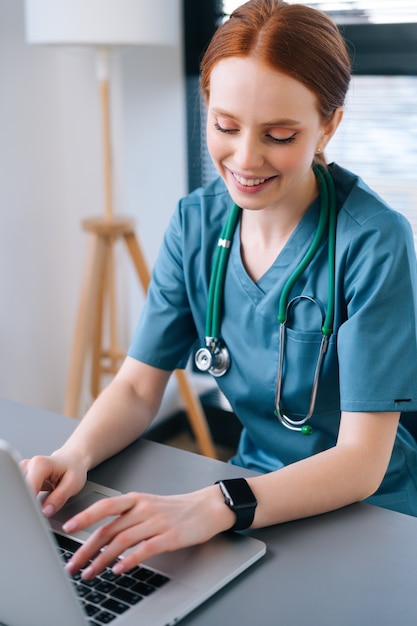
[217,479,257,531]
[222,479,257,509]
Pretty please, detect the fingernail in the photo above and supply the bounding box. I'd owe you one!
[43,504,55,518]
[112,561,124,575]
[62,519,78,533]
[81,565,94,580]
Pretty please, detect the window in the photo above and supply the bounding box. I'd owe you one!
[327,75,417,245]
[184,1,417,243]
[224,1,417,24]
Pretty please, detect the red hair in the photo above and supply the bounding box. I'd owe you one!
[201,0,351,122]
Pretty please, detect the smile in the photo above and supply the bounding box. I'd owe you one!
[233,173,269,187]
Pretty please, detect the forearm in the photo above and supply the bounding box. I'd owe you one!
[55,359,171,472]
[55,382,148,471]
[246,411,400,528]
[246,446,370,527]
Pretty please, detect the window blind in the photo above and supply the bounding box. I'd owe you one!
[223,1,417,24]
[327,75,417,245]
[195,75,417,244]
[187,2,417,244]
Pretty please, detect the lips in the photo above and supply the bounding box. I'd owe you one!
[230,171,276,194]
[233,173,268,187]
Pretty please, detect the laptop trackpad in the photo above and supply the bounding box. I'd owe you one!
[47,480,121,540]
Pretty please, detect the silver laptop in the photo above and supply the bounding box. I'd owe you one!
[0,439,266,626]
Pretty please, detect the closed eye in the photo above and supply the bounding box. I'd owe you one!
[214,122,297,144]
[214,122,238,134]
[268,133,297,144]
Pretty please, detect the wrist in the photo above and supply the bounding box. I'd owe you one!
[205,484,237,532]
[51,443,92,476]
[215,478,258,531]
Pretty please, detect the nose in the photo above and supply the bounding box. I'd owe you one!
[234,131,265,171]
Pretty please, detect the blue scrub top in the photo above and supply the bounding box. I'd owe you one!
[128,164,417,516]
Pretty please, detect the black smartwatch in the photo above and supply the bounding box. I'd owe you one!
[216,478,257,531]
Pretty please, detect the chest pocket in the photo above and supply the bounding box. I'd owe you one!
[279,295,339,418]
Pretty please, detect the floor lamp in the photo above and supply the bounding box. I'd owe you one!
[24,0,216,458]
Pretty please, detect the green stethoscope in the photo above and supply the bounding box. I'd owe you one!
[194,164,337,435]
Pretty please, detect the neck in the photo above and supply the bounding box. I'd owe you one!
[239,214,295,282]
[241,208,301,245]
[239,188,319,282]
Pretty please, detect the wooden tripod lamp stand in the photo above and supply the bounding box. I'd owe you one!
[24,0,216,458]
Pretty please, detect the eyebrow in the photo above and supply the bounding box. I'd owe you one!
[210,108,302,127]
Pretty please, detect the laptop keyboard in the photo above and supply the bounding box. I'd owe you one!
[54,533,170,625]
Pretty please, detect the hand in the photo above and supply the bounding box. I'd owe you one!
[63,485,236,579]
[20,453,88,517]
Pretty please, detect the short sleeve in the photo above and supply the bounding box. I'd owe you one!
[127,202,198,371]
[337,208,417,412]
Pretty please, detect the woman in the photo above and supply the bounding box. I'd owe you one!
[23,0,417,580]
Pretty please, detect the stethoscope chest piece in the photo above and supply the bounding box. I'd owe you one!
[195,338,230,377]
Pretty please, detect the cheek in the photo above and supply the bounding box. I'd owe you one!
[277,144,316,173]
[206,131,221,162]
[206,126,231,165]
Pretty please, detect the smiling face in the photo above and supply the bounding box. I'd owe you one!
[206,56,342,216]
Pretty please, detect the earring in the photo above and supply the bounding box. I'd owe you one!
[316,147,322,154]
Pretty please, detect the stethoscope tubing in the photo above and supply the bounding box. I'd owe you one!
[196,164,337,431]
[277,167,330,325]
[206,203,240,339]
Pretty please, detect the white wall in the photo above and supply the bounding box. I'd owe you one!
[0,0,187,414]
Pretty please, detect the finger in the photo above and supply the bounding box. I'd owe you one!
[64,520,130,578]
[85,502,192,579]
[72,520,159,579]
[105,519,188,577]
[112,533,173,575]
[65,499,157,577]
[62,494,138,574]
[40,472,82,517]
[24,456,58,494]
[63,493,138,534]
[19,458,30,475]
[24,456,84,517]
[65,495,136,543]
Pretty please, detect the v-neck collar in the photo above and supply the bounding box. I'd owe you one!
[230,198,321,304]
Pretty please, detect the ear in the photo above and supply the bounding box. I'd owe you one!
[320,107,344,151]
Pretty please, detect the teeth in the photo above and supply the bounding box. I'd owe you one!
[234,173,267,187]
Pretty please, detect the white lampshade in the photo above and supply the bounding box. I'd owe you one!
[24,0,180,47]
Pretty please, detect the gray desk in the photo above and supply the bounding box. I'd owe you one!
[2,397,417,625]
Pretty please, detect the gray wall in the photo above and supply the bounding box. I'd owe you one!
[0,0,187,414]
